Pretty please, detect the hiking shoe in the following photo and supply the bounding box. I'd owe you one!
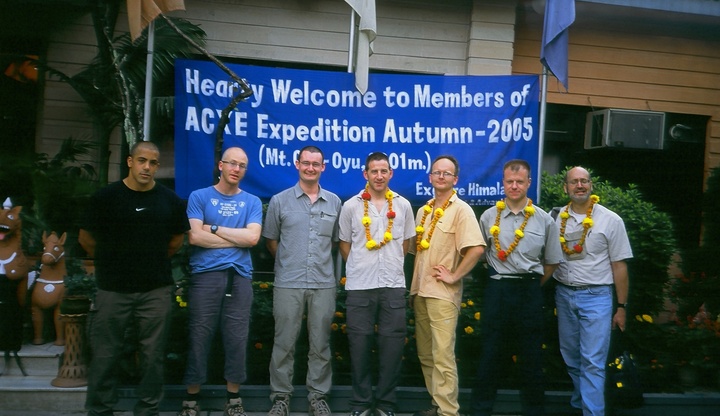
[309,397,332,416]
[268,395,290,416]
[224,397,247,416]
[349,409,373,416]
[412,405,438,416]
[178,400,199,416]
[375,409,395,416]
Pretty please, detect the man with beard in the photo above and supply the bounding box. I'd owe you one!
[263,146,342,416]
[179,147,263,416]
[552,166,632,416]
[473,159,562,416]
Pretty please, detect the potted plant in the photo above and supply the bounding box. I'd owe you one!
[60,257,96,315]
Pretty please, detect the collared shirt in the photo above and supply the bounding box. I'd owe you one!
[339,189,415,291]
[553,203,633,286]
[479,200,562,278]
[410,193,485,309]
[262,182,342,289]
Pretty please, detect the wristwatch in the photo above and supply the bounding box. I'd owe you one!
[616,303,627,309]
[210,224,218,234]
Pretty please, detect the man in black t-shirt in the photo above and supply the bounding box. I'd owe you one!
[79,141,190,416]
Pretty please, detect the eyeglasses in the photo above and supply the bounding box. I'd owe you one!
[298,161,323,168]
[431,171,456,178]
[221,160,247,170]
[567,178,591,186]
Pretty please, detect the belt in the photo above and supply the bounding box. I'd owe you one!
[491,273,542,280]
[558,282,611,291]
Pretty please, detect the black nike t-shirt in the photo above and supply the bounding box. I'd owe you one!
[80,181,190,293]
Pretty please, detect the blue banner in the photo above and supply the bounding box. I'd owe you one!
[174,60,540,206]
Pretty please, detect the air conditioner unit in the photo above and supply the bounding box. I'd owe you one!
[584,109,665,150]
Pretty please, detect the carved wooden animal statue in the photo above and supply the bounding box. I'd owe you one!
[31,231,68,345]
[0,201,28,280]
[0,198,29,353]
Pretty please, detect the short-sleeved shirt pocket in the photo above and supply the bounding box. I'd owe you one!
[318,211,337,237]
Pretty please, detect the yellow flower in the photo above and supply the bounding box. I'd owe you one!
[335,311,344,318]
[176,296,182,303]
[590,194,600,203]
[423,205,433,214]
[259,282,269,289]
[583,217,594,227]
[489,225,500,236]
[416,225,425,234]
[461,302,467,308]
[331,323,339,331]
[560,211,570,219]
[385,190,394,199]
[496,200,506,210]
[635,315,643,322]
[554,308,557,316]
[467,300,474,306]
[362,216,372,226]
[542,343,547,349]
[464,326,474,334]
[559,236,566,243]
[179,301,187,308]
[340,277,347,285]
[341,324,347,333]
[384,232,393,242]
[434,208,444,217]
[420,239,430,249]
[524,205,535,215]
[515,229,525,238]
[366,239,377,249]
[642,314,653,323]
[474,312,480,320]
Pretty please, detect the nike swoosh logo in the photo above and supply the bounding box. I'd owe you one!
[136,207,147,212]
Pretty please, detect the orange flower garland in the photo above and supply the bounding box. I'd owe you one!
[415,190,456,251]
[559,195,599,254]
[489,199,535,262]
[362,184,395,250]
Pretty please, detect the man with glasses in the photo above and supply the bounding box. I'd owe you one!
[410,155,485,416]
[338,152,416,416]
[179,146,263,416]
[552,166,632,416]
[263,145,342,416]
[473,159,562,416]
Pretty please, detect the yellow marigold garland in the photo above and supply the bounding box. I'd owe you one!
[559,194,599,255]
[362,184,396,250]
[415,190,456,251]
[491,199,535,262]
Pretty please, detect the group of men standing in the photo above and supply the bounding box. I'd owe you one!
[79,141,631,416]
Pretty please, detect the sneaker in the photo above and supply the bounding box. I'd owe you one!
[412,405,438,416]
[178,400,199,416]
[224,397,247,416]
[349,409,373,416]
[309,397,332,416]
[375,409,395,416]
[268,395,290,416]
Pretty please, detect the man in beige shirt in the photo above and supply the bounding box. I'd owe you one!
[410,155,486,416]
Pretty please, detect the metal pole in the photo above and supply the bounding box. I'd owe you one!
[347,11,356,73]
[537,66,548,205]
[142,20,156,141]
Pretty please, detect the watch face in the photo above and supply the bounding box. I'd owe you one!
[211,225,218,233]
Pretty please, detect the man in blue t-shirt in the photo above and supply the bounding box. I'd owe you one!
[179,147,263,416]
[80,141,190,416]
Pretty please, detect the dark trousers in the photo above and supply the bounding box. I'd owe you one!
[346,287,407,412]
[85,286,173,416]
[472,278,545,416]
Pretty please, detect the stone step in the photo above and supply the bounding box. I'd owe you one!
[1,342,64,376]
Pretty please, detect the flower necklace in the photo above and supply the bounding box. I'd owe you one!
[489,198,535,262]
[559,195,599,255]
[362,183,396,250]
[416,190,456,251]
